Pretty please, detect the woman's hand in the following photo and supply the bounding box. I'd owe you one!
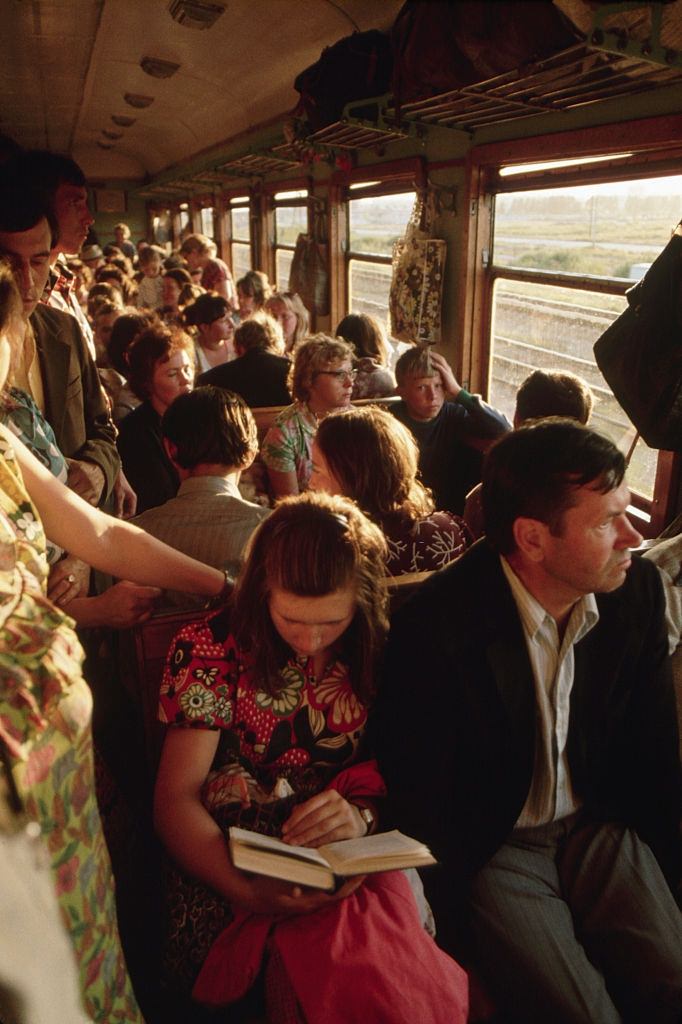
[233,872,366,917]
[48,555,90,607]
[281,790,366,848]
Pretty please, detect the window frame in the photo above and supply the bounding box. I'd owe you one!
[462,115,682,535]
[221,189,253,279]
[264,183,310,292]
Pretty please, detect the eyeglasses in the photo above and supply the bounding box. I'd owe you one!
[315,368,357,383]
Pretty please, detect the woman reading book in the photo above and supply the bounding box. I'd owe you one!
[154,492,467,1023]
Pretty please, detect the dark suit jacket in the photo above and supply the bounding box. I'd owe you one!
[373,541,681,896]
[30,303,119,500]
[197,348,291,408]
[116,400,179,514]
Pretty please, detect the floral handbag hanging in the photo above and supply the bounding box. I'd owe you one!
[389,187,446,345]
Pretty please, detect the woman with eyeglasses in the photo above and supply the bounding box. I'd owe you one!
[183,293,236,375]
[261,335,354,499]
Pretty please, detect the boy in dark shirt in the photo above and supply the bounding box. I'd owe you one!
[391,347,510,514]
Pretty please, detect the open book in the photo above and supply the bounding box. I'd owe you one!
[229,826,436,892]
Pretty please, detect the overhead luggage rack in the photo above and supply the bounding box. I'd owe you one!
[215,152,301,176]
[304,116,409,150]
[382,39,682,134]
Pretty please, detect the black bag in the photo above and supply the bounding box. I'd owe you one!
[593,234,682,451]
[391,0,581,112]
[294,29,393,132]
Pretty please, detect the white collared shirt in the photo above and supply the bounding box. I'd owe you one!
[501,556,599,826]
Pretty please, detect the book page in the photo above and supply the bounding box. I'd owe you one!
[229,827,331,868]
[322,830,434,870]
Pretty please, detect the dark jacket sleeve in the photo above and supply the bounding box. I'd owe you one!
[451,390,511,438]
[69,318,120,499]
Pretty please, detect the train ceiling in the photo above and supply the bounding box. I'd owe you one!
[2,1,682,187]
[0,0,404,178]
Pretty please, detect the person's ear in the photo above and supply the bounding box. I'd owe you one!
[163,437,179,465]
[512,517,550,563]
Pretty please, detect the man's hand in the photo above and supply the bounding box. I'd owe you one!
[66,458,105,506]
[93,580,161,628]
[48,555,90,607]
[113,468,137,518]
[428,351,462,399]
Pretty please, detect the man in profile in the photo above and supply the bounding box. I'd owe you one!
[374,419,682,1023]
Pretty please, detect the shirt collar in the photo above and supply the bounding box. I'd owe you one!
[500,554,599,643]
[177,475,242,499]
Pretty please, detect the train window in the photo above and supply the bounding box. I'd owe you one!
[347,187,415,328]
[178,202,190,238]
[273,189,308,289]
[151,209,172,247]
[229,196,251,279]
[200,206,215,239]
[488,170,682,511]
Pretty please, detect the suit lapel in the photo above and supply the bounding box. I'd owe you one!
[31,305,71,440]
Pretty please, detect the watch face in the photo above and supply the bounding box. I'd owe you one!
[360,807,374,826]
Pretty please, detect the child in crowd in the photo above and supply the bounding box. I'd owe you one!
[391,346,510,515]
[462,369,594,539]
[136,245,165,309]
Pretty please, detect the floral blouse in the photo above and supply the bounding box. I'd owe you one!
[0,425,142,1023]
[261,401,317,492]
[159,607,367,803]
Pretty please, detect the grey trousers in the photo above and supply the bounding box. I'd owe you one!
[468,817,682,1024]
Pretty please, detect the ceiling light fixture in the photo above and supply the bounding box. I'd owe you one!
[168,0,226,29]
[102,129,124,140]
[111,115,136,127]
[124,93,155,108]
[140,57,181,78]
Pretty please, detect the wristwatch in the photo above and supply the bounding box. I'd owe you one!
[357,805,376,835]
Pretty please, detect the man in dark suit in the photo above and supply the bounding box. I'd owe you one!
[198,316,291,408]
[374,420,682,1023]
[0,194,118,506]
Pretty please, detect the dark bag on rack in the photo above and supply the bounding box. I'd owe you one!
[294,29,393,133]
[593,234,682,451]
[391,0,581,111]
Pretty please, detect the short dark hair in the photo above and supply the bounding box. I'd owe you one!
[0,181,58,247]
[126,324,194,400]
[183,292,229,328]
[482,419,625,554]
[107,312,157,375]
[8,150,86,195]
[163,267,192,289]
[231,492,389,704]
[515,370,593,425]
[161,386,257,470]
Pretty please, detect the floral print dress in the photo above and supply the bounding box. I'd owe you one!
[0,426,142,1024]
[158,605,369,986]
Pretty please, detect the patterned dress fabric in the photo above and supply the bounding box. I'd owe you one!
[158,607,368,988]
[0,426,142,1024]
[382,510,471,575]
[261,402,317,493]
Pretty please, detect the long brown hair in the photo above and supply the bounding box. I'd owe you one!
[230,492,389,703]
[315,405,433,527]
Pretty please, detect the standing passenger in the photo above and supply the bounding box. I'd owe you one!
[181,233,236,307]
[374,419,682,1024]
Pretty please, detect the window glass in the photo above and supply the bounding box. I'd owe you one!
[275,205,307,247]
[200,206,215,238]
[230,201,251,275]
[348,259,393,321]
[277,249,294,291]
[494,175,682,278]
[488,278,656,498]
[349,192,416,257]
[178,203,190,236]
